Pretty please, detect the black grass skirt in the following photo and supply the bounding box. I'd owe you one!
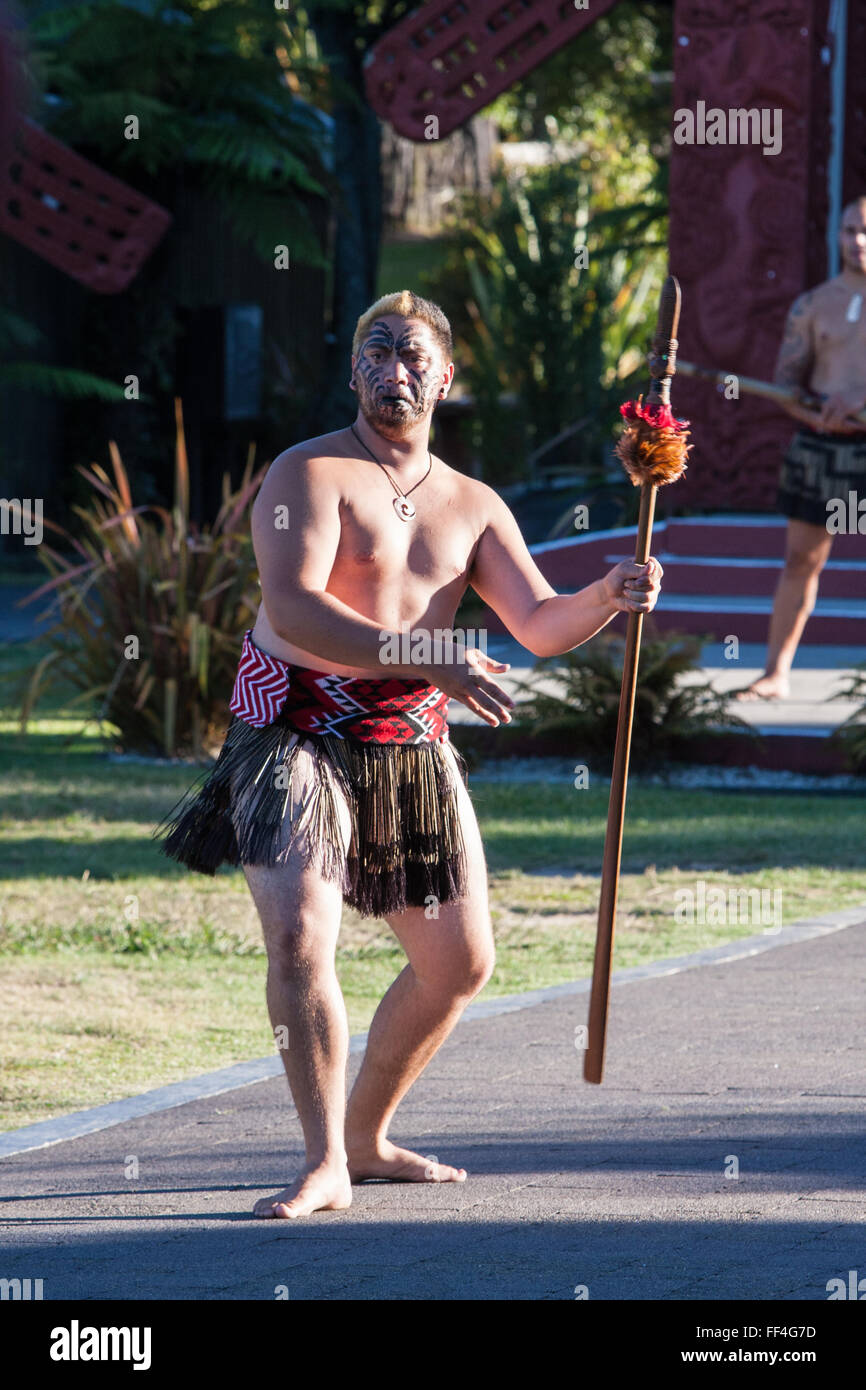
[777,425,866,526]
[152,712,470,919]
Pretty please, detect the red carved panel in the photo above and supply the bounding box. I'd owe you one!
[668,0,834,512]
[844,0,866,204]
[0,118,172,293]
[364,0,619,141]
[806,0,832,290]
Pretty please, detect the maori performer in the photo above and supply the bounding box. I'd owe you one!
[738,196,866,701]
[154,291,663,1219]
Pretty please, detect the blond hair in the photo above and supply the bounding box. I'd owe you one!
[352,290,453,360]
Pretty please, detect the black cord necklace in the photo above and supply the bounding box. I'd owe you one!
[349,424,432,521]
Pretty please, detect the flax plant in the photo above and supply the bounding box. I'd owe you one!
[13,400,266,758]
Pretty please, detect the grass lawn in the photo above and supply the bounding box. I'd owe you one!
[2,643,865,1131]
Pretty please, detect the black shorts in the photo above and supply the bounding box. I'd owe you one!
[776,426,866,528]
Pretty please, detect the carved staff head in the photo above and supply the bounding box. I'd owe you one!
[615,275,692,488]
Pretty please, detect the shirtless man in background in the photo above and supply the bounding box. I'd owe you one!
[227,292,662,1218]
[738,195,866,700]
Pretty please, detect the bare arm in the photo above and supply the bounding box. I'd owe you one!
[252,451,422,675]
[773,291,823,427]
[468,487,662,659]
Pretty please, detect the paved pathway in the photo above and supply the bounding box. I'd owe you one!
[2,915,864,1301]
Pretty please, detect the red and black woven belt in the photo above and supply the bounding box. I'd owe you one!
[229,629,450,745]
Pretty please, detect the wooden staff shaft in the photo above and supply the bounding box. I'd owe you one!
[583,480,656,1084]
[677,360,866,427]
[583,273,681,1086]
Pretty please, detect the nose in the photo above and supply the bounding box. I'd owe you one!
[384,358,410,386]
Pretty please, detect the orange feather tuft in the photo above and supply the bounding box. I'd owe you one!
[615,416,692,488]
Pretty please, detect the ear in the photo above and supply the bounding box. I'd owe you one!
[438,360,455,399]
[349,353,357,391]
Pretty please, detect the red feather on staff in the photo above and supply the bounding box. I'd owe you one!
[617,395,691,487]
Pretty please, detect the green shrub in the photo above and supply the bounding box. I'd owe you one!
[511,625,753,772]
[831,666,866,771]
[13,399,266,757]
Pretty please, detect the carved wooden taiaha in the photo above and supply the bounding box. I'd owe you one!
[583,276,692,1086]
[676,360,866,429]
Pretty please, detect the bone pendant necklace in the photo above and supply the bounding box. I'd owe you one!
[350,424,432,521]
[846,293,863,323]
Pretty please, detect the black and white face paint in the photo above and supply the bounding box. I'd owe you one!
[351,318,446,435]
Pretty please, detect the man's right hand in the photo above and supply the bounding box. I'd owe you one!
[424,648,515,727]
[781,394,828,430]
[784,392,864,435]
[817,389,866,434]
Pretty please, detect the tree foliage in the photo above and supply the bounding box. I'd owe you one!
[423,161,667,482]
[490,0,673,205]
[17,0,333,266]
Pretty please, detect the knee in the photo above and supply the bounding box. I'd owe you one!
[265,917,330,983]
[784,546,826,579]
[463,949,495,997]
[425,942,495,1003]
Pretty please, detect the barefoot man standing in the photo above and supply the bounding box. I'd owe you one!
[156,290,663,1218]
[738,196,866,701]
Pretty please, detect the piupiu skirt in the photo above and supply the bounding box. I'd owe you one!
[152,708,470,920]
[777,425,866,527]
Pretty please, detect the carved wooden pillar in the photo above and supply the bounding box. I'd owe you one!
[845,1,866,204]
[668,0,834,512]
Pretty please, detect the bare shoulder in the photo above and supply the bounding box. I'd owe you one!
[813,274,862,309]
[786,285,820,322]
[268,428,351,474]
[441,466,512,525]
[253,432,348,511]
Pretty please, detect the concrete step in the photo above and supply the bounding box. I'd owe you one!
[529,516,865,594]
[663,513,865,560]
[603,552,866,600]
[520,523,866,648]
[648,593,866,645]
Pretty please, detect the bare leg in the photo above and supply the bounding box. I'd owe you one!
[736,519,833,700]
[239,738,355,1219]
[345,744,494,1183]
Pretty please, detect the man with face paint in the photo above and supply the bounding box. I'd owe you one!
[737,197,866,701]
[156,290,663,1219]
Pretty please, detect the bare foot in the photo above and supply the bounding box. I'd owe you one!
[253,1162,352,1219]
[347,1140,467,1184]
[734,673,790,701]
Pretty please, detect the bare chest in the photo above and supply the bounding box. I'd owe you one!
[812,294,866,360]
[333,481,479,589]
